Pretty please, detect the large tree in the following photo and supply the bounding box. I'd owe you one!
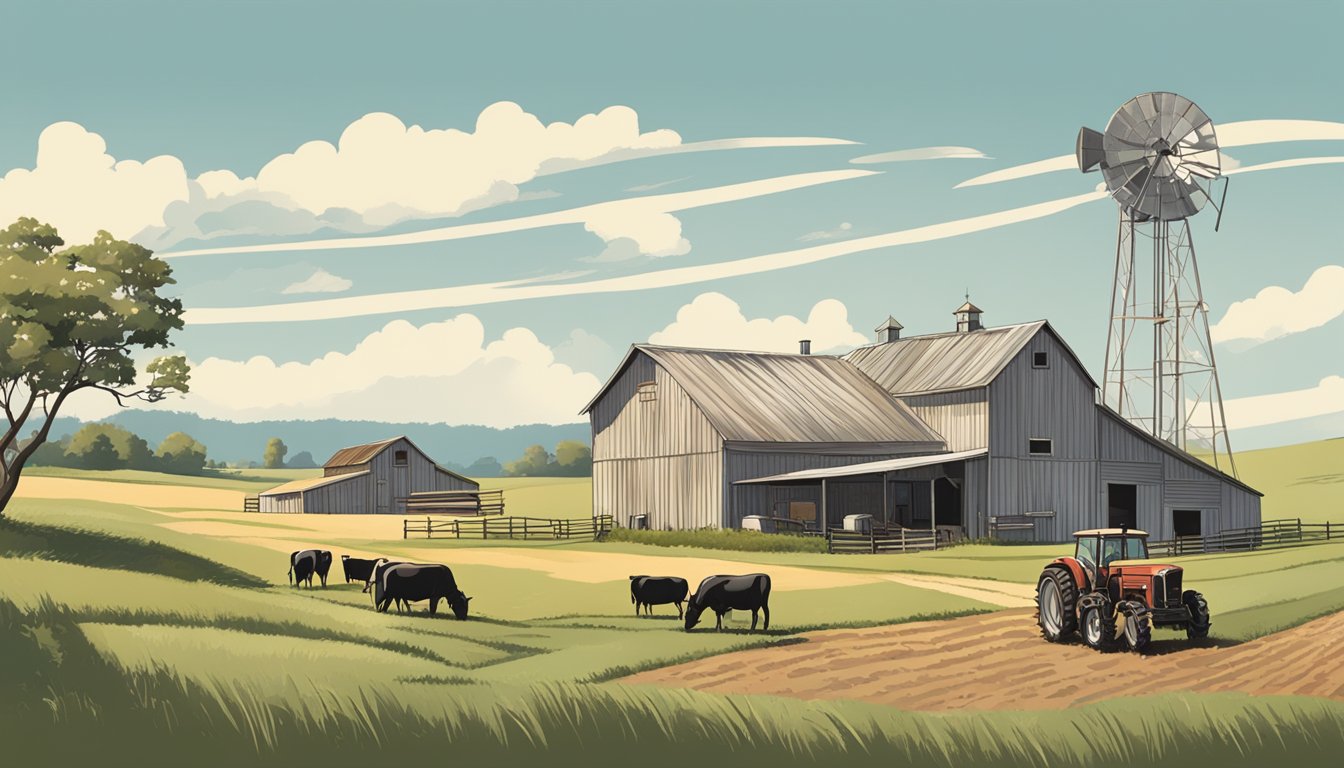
[0,218,190,513]
[262,437,288,468]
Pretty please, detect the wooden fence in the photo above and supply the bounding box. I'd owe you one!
[404,514,614,541]
[243,496,259,513]
[1149,518,1339,557]
[826,526,940,554]
[405,489,504,516]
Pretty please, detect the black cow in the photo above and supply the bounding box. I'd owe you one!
[629,575,689,618]
[375,563,471,619]
[366,559,409,612]
[684,573,771,632]
[288,549,333,589]
[341,555,381,585]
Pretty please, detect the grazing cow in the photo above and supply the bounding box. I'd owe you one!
[366,559,409,612]
[629,575,689,618]
[684,573,771,632]
[374,563,471,619]
[340,555,381,585]
[288,550,333,589]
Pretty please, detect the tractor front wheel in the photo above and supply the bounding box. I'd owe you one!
[1036,568,1078,642]
[1118,600,1151,652]
[1183,590,1211,639]
[1081,600,1115,651]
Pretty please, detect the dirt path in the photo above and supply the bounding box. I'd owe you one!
[624,608,1344,710]
[15,477,242,511]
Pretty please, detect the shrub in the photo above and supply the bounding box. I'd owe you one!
[607,527,829,553]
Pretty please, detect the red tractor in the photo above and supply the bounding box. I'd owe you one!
[1036,528,1210,652]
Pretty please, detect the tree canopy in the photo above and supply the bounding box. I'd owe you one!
[263,437,288,468]
[0,218,190,512]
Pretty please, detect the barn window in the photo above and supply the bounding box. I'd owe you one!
[637,381,657,403]
[394,450,408,466]
[1028,438,1053,456]
[1033,351,1049,368]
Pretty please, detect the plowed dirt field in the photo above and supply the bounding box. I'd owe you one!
[624,608,1344,710]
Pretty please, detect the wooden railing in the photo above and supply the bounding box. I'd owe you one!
[1149,518,1340,557]
[404,514,614,541]
[826,526,940,554]
[243,496,260,513]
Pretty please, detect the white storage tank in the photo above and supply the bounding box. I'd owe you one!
[741,515,776,533]
[843,514,873,533]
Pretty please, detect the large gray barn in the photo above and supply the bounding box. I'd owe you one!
[584,303,1261,542]
[258,436,476,514]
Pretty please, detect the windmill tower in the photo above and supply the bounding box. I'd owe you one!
[1077,92,1237,475]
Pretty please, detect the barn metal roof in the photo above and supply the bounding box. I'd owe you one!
[585,345,947,446]
[844,321,1097,396]
[258,470,370,496]
[324,437,401,468]
[734,448,989,483]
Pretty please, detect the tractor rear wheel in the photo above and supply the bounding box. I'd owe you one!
[1183,590,1211,639]
[1081,599,1115,651]
[1118,600,1151,652]
[1036,568,1078,642]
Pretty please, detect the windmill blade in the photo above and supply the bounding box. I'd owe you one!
[1076,126,1106,172]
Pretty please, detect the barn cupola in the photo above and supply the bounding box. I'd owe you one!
[874,316,904,343]
[954,296,984,332]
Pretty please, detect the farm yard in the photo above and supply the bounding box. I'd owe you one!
[3,469,1343,766]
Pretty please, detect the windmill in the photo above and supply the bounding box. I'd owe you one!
[1077,92,1236,475]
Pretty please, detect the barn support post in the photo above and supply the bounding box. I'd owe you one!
[821,478,829,535]
[882,472,889,529]
[930,478,937,549]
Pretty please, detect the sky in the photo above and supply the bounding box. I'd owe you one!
[2,0,1342,449]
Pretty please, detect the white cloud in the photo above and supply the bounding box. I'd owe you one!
[166,143,1344,326]
[162,169,876,258]
[583,209,691,261]
[851,146,989,164]
[954,118,1344,188]
[799,221,852,241]
[1211,265,1344,345]
[649,292,868,353]
[281,267,354,295]
[1223,376,1344,430]
[0,122,190,242]
[67,315,600,427]
[4,105,857,251]
[552,328,616,374]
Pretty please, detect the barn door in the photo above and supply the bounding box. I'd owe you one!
[376,479,390,513]
[393,466,408,514]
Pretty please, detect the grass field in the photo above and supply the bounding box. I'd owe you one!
[3,468,1343,765]
[1233,437,1344,524]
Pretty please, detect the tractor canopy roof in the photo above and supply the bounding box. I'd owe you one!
[1072,528,1149,538]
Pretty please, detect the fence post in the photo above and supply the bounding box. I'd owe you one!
[871,529,877,554]
[1328,521,1332,541]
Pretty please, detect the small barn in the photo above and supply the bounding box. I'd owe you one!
[257,436,477,514]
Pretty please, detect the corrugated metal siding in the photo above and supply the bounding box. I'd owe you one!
[962,457,988,539]
[639,346,945,445]
[725,449,915,525]
[990,458,1099,542]
[900,389,988,451]
[593,453,721,529]
[989,329,1098,461]
[301,474,370,514]
[1221,483,1262,530]
[845,322,1046,395]
[590,351,724,529]
[259,492,303,513]
[1165,480,1222,508]
[592,353,723,460]
[1100,461,1162,484]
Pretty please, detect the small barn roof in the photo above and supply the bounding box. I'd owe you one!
[584,344,946,447]
[844,320,1097,396]
[324,437,401,468]
[322,435,478,487]
[954,301,984,314]
[259,470,370,496]
[874,316,904,332]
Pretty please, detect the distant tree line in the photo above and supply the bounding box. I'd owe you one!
[24,423,210,475]
[500,440,592,477]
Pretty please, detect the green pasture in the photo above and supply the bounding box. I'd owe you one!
[1233,437,1344,524]
[3,473,1343,765]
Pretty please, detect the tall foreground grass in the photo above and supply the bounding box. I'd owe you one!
[4,597,1341,767]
